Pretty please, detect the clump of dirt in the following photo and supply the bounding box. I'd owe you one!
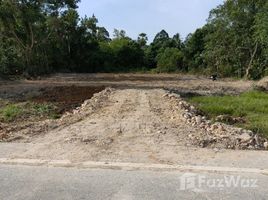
[32,85,105,114]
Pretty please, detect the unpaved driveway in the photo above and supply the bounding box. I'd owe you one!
[15,89,208,163]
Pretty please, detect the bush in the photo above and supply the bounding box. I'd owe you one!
[156,48,183,72]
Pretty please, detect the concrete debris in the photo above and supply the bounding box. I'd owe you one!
[238,133,252,143]
[215,115,246,124]
[256,76,268,91]
[164,91,268,150]
[264,142,268,149]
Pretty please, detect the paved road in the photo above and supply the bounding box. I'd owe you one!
[0,165,267,200]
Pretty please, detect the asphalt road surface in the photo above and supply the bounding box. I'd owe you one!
[0,165,267,200]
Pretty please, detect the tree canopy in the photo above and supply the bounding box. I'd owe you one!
[0,0,268,79]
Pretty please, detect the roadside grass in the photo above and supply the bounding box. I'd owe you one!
[0,100,59,122]
[189,90,268,137]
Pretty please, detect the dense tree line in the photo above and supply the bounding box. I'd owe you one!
[0,0,268,79]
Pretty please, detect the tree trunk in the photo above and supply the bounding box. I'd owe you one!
[245,42,258,79]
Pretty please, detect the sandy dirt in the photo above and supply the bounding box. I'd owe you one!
[0,74,262,163]
[14,88,211,163]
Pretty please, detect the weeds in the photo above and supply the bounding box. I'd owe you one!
[0,101,59,122]
[0,104,22,122]
[189,90,268,137]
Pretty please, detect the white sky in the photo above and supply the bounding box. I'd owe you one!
[78,0,224,42]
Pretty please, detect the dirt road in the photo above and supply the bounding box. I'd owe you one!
[12,88,210,163]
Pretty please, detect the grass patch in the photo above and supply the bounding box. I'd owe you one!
[0,104,22,122]
[0,101,59,122]
[32,103,60,119]
[189,90,268,137]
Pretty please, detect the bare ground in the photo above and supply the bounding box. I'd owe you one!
[0,73,254,100]
[14,89,207,163]
[0,74,263,163]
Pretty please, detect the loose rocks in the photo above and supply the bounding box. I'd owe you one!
[164,91,267,150]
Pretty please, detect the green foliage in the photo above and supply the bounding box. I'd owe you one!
[0,104,22,122]
[33,103,60,119]
[156,48,183,72]
[33,104,53,114]
[144,30,183,69]
[137,33,148,48]
[109,38,145,71]
[0,102,59,122]
[203,0,268,79]
[183,27,208,73]
[0,38,23,75]
[0,0,268,78]
[189,91,268,136]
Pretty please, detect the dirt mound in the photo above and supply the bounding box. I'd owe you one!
[32,85,105,113]
[256,77,268,91]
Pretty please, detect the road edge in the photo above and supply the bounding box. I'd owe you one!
[0,158,267,175]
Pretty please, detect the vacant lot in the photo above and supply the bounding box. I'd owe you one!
[0,74,266,163]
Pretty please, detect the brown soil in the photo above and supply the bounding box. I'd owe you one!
[0,86,105,141]
[0,73,254,101]
[31,85,105,114]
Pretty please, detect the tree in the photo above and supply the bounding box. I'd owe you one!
[109,37,145,71]
[97,27,110,42]
[137,33,148,48]
[171,33,182,49]
[0,0,81,75]
[253,1,268,77]
[113,29,127,39]
[204,0,267,78]
[156,48,183,73]
[153,30,169,43]
[0,0,45,73]
[183,27,209,72]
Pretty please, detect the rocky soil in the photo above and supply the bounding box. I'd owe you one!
[256,76,268,91]
[164,92,268,150]
[0,87,266,163]
[0,74,267,163]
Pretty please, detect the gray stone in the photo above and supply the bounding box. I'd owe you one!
[195,116,202,124]
[238,133,252,143]
[264,142,268,149]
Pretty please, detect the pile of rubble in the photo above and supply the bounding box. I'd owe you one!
[256,76,268,91]
[164,92,268,150]
[61,87,114,119]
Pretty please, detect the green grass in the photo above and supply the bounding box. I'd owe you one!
[0,101,59,122]
[32,103,60,119]
[33,103,53,115]
[189,91,268,137]
[0,104,22,122]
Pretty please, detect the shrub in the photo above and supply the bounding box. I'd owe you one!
[156,48,183,72]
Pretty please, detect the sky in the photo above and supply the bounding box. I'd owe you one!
[78,0,224,42]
